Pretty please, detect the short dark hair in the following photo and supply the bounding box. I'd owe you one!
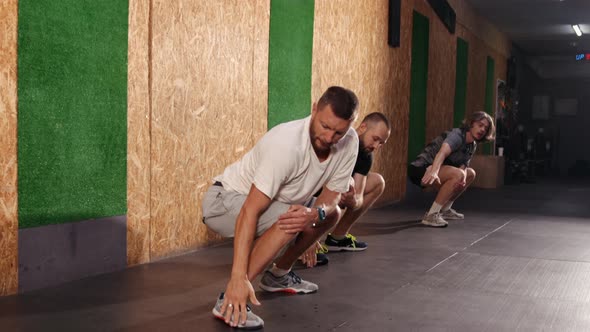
[361,112,391,130]
[317,86,359,121]
[461,111,496,142]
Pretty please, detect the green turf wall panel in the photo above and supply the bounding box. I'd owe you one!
[408,11,430,163]
[268,0,315,129]
[453,38,469,128]
[17,0,128,228]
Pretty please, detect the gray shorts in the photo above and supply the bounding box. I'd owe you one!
[202,184,292,238]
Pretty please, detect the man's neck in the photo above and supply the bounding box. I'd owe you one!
[465,131,475,144]
[315,148,330,162]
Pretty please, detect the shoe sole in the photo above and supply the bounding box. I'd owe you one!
[259,284,317,294]
[212,308,264,330]
[325,245,367,252]
[421,220,448,227]
[316,259,329,266]
[441,216,464,220]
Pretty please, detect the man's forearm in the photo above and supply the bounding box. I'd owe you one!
[315,191,342,217]
[230,210,257,278]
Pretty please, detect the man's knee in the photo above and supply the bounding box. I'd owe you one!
[265,222,299,246]
[326,205,342,227]
[366,172,386,195]
[299,205,341,238]
[466,167,476,182]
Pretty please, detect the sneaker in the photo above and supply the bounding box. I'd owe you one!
[441,208,464,220]
[324,233,368,252]
[212,292,264,330]
[297,243,329,267]
[259,271,318,294]
[316,243,329,266]
[315,253,329,266]
[421,212,448,227]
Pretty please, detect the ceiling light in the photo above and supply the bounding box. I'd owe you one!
[572,24,582,37]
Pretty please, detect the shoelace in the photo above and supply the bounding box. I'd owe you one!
[433,213,446,223]
[287,271,302,284]
[345,233,358,248]
[316,243,329,254]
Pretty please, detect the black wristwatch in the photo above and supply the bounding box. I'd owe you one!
[316,206,326,223]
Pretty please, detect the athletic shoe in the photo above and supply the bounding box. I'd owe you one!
[212,292,264,330]
[441,208,464,220]
[324,233,368,252]
[421,212,448,227]
[297,243,329,267]
[315,253,329,266]
[259,271,318,294]
[316,242,329,266]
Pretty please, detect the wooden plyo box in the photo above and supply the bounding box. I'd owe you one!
[470,155,505,189]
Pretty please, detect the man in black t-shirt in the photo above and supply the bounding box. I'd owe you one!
[324,112,391,251]
[298,113,390,267]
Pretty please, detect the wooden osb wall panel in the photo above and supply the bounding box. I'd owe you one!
[312,0,413,203]
[251,0,270,142]
[0,0,18,295]
[414,1,457,142]
[448,0,511,58]
[149,0,269,259]
[414,0,509,140]
[456,25,508,119]
[465,31,488,117]
[492,49,507,87]
[127,0,151,265]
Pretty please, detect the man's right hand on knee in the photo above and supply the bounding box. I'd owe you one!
[277,204,317,233]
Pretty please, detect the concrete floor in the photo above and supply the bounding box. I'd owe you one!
[2,178,590,331]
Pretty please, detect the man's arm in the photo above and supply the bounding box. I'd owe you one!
[422,143,452,185]
[315,186,343,217]
[276,186,342,234]
[339,173,367,210]
[221,184,270,327]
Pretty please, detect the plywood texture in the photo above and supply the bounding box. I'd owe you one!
[456,25,507,124]
[0,0,18,295]
[470,155,505,188]
[414,2,457,141]
[127,0,152,265]
[312,0,413,203]
[414,0,508,141]
[448,0,511,58]
[450,0,509,124]
[148,0,269,259]
[251,0,270,142]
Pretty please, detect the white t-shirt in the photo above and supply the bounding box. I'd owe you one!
[214,116,358,205]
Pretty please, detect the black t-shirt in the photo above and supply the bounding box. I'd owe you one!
[353,146,373,176]
[314,145,373,197]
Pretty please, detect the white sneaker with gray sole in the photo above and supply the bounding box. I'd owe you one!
[421,212,448,227]
[441,208,464,220]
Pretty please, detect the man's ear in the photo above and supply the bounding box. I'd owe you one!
[311,102,318,116]
[357,122,368,135]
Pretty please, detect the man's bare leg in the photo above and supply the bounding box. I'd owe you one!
[422,166,466,227]
[273,209,340,271]
[331,172,385,237]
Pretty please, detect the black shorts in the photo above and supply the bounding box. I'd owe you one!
[407,164,427,188]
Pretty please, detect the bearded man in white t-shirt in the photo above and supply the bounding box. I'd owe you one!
[202,86,359,330]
